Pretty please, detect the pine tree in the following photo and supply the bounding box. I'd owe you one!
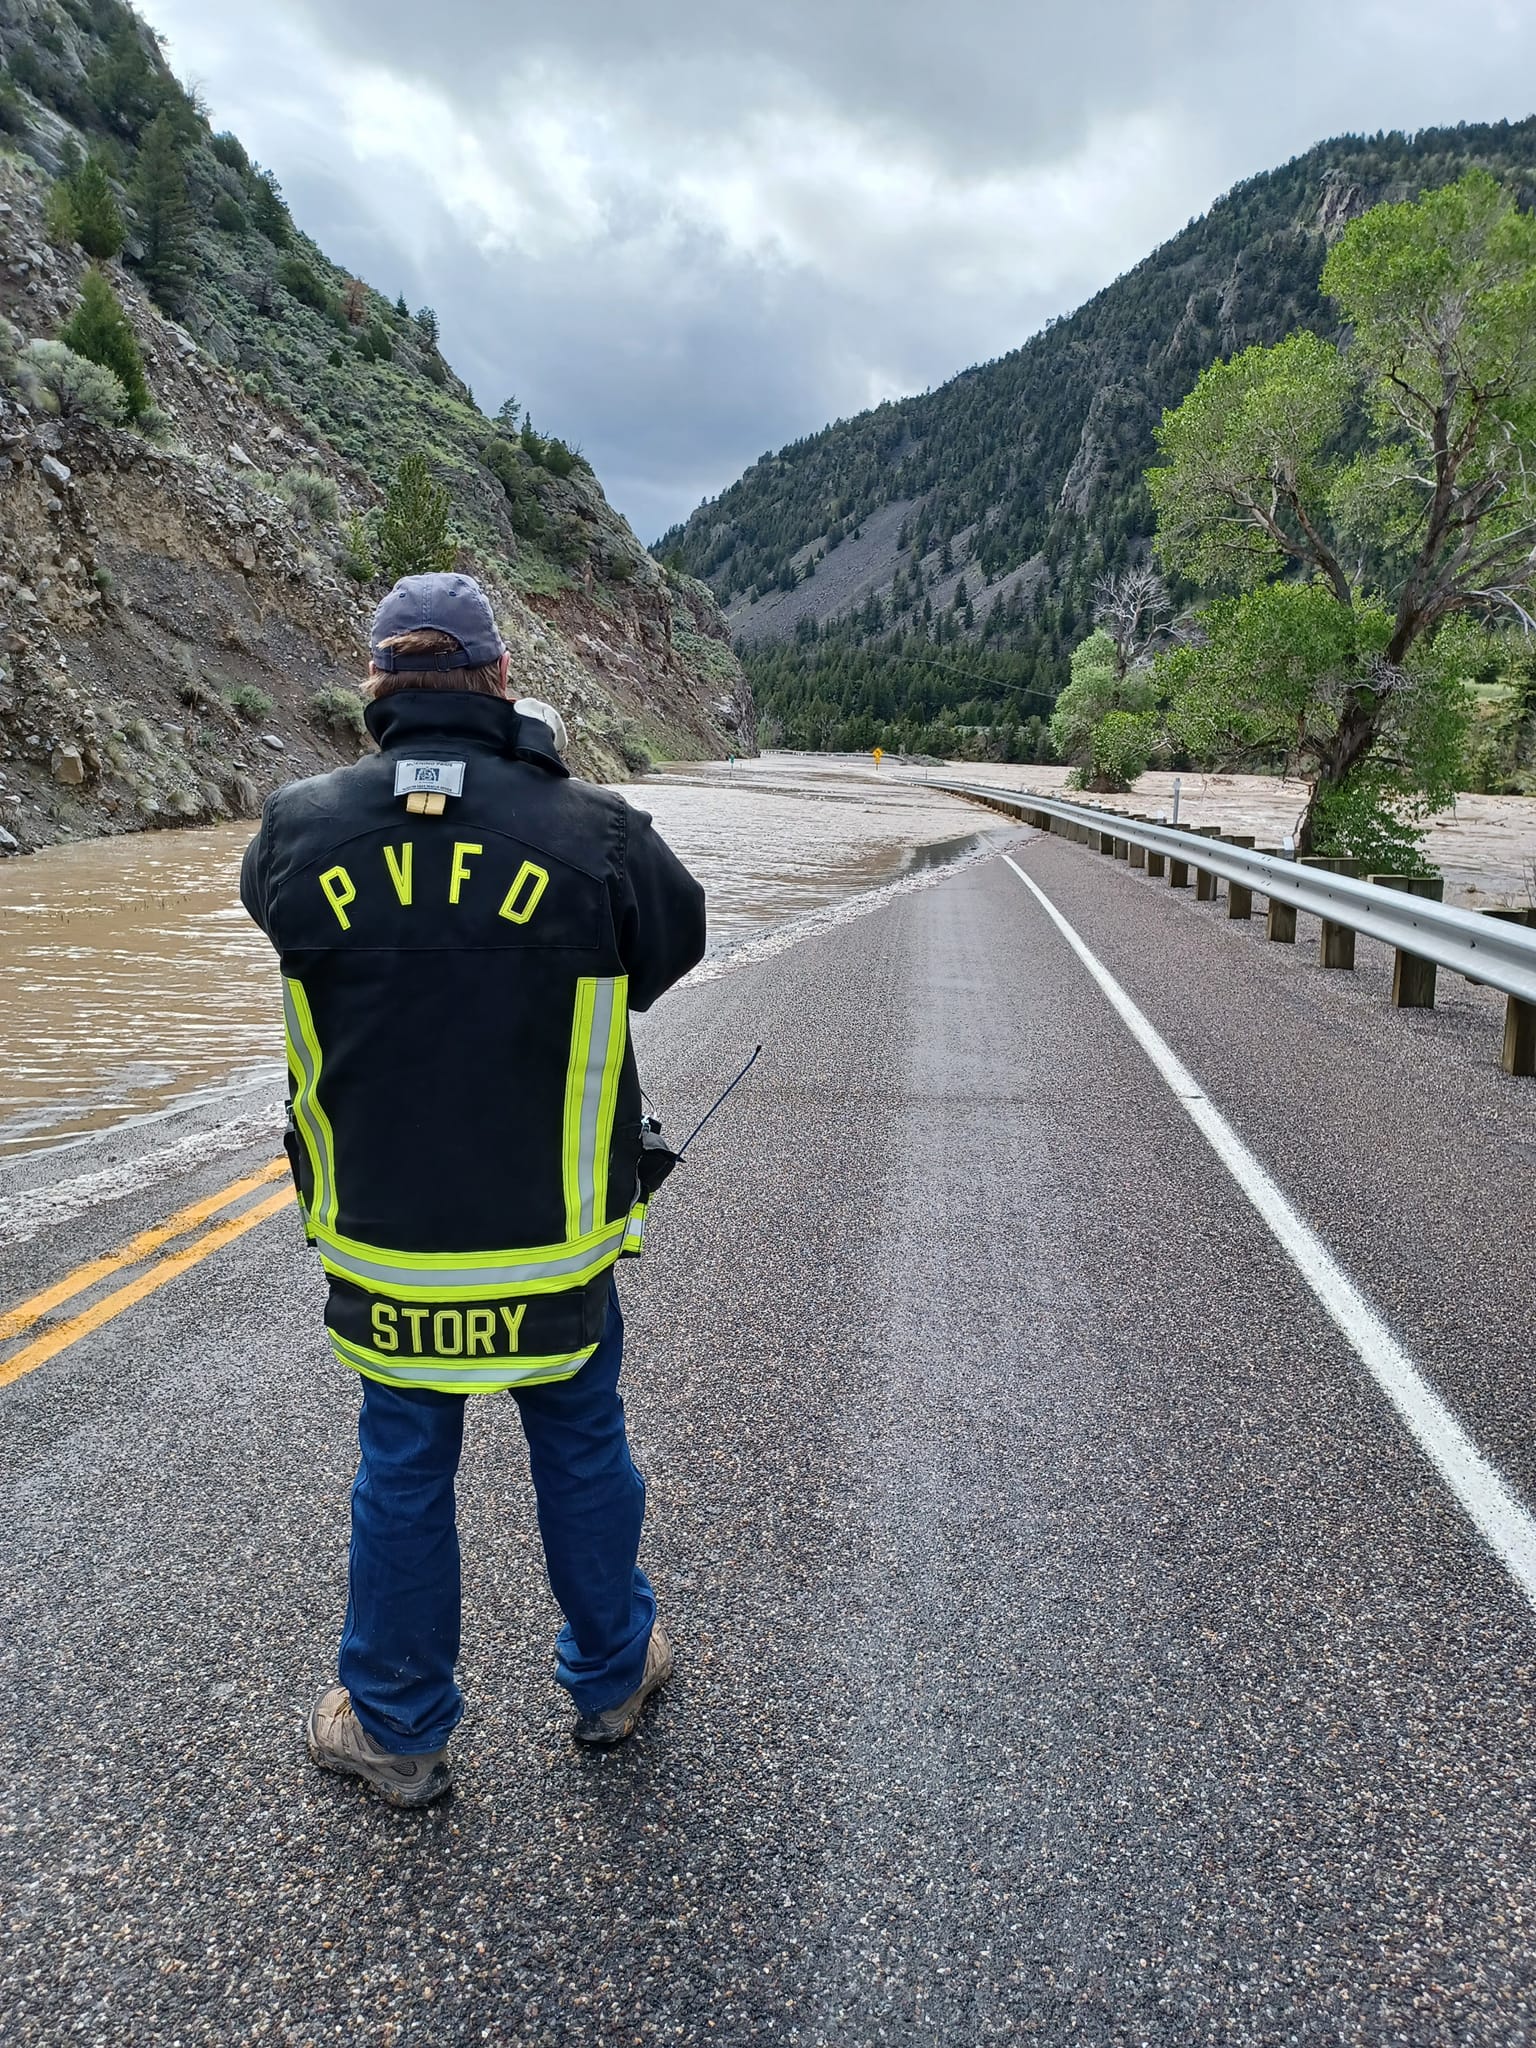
[376,453,455,582]
[250,172,291,247]
[60,268,150,419]
[132,111,193,310]
[69,154,125,260]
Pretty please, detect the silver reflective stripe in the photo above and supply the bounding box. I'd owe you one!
[575,977,620,1237]
[318,1221,627,1292]
[283,980,333,1226]
[330,1333,594,1388]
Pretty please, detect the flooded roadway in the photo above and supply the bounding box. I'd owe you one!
[0,756,991,1157]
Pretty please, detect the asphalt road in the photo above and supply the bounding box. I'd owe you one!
[4,826,1536,2045]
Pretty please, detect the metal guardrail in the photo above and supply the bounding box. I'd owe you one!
[935,781,1536,1074]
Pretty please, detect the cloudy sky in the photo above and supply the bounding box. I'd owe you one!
[146,0,1536,542]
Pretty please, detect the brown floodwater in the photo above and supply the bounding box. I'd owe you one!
[0,759,984,1158]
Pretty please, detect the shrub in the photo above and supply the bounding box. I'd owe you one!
[338,513,376,584]
[20,340,129,425]
[519,418,544,462]
[420,351,446,387]
[212,193,246,234]
[616,723,652,773]
[226,684,272,722]
[177,671,215,711]
[1308,777,1437,876]
[277,466,339,526]
[376,452,454,581]
[61,269,150,419]
[277,255,329,312]
[541,436,576,478]
[210,131,249,173]
[308,685,366,737]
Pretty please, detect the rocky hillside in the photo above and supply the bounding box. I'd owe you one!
[660,118,1536,752]
[0,0,752,857]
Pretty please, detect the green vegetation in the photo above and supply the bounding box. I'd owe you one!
[1049,626,1159,790]
[338,514,377,584]
[227,684,273,722]
[276,466,340,526]
[18,339,129,424]
[663,119,1536,758]
[68,152,126,258]
[60,267,150,419]
[276,254,329,311]
[1147,169,1534,856]
[375,452,455,581]
[308,685,367,737]
[133,108,194,309]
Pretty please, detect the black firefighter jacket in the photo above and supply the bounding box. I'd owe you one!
[240,688,707,1393]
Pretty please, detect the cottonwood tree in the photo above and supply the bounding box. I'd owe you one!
[1049,627,1159,790]
[1092,562,1172,678]
[1149,169,1536,857]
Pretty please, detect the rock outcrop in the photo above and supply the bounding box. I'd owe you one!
[0,3,753,854]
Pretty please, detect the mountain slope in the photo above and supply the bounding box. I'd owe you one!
[0,0,752,855]
[660,118,1536,756]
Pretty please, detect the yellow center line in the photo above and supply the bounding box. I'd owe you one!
[0,1157,290,1342]
[0,1186,296,1390]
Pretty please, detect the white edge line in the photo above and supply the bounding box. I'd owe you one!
[1002,850,1536,1610]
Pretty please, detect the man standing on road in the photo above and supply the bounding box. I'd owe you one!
[240,572,706,1807]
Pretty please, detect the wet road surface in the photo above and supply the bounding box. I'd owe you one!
[3,825,1536,2043]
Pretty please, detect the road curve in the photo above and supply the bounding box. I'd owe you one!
[3,826,1535,2046]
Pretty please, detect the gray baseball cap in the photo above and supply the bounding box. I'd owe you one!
[369,572,506,672]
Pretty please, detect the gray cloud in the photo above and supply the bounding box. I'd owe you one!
[151,0,1536,539]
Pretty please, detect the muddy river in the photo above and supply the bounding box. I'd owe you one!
[0,757,988,1158]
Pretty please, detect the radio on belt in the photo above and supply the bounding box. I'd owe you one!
[394,759,466,817]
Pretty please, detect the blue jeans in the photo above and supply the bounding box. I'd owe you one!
[337,1288,655,1752]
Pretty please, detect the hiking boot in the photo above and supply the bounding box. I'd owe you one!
[570,1623,675,1747]
[305,1685,452,1808]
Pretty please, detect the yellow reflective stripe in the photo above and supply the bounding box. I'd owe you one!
[283,978,338,1231]
[622,1201,649,1254]
[329,1330,594,1393]
[562,979,597,1240]
[315,1224,625,1300]
[562,975,628,1239]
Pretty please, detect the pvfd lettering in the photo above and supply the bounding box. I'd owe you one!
[371,1301,529,1356]
[318,844,550,930]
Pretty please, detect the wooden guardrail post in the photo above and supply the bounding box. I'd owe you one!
[1223,836,1257,918]
[1478,908,1536,1075]
[1098,824,1117,855]
[1300,856,1366,967]
[1193,825,1224,901]
[1128,837,1147,870]
[1168,849,1190,888]
[1370,874,1445,1007]
[1266,844,1298,942]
